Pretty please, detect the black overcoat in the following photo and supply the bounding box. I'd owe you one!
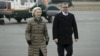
[53,12,79,44]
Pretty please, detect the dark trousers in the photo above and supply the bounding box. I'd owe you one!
[57,44,73,56]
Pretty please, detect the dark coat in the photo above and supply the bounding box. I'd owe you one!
[53,12,79,44]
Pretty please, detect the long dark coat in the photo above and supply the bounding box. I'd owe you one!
[25,17,49,56]
[53,12,79,44]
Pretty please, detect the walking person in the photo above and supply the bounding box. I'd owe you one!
[25,7,49,56]
[52,2,79,56]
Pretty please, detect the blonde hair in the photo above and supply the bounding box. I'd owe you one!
[32,7,42,16]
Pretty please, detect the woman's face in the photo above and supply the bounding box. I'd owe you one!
[34,9,42,18]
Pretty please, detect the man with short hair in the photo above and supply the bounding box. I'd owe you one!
[52,2,79,56]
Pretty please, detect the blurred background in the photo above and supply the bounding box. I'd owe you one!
[0,0,100,56]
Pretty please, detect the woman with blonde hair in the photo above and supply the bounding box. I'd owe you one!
[25,7,49,56]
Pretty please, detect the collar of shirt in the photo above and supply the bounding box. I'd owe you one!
[62,12,69,16]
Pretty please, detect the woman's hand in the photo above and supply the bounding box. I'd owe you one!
[27,40,32,45]
[46,41,48,45]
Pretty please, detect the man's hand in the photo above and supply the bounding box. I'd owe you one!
[54,38,58,43]
[75,39,78,42]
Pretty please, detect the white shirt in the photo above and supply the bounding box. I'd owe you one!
[62,12,69,16]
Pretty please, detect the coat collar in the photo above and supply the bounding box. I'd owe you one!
[31,17,46,24]
[62,12,69,16]
[34,18,43,24]
[59,12,69,16]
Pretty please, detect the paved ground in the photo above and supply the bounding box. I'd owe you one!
[0,11,100,56]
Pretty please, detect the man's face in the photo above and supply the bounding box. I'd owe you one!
[61,4,68,12]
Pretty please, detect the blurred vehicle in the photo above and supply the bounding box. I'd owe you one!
[0,0,73,24]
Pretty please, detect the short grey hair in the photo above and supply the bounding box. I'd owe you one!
[32,7,42,16]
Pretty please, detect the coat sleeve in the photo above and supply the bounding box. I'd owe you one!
[72,14,79,39]
[25,21,32,41]
[44,22,49,43]
[52,14,59,40]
